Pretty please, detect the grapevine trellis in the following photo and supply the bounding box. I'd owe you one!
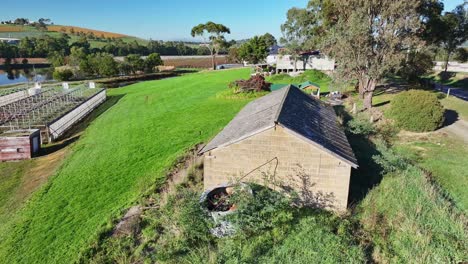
[0,84,103,131]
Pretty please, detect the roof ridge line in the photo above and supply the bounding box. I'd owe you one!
[273,85,291,123]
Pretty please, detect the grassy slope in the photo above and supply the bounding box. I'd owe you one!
[440,95,468,121]
[352,88,468,210]
[357,165,467,263]
[0,69,251,263]
[395,134,468,212]
[0,24,146,48]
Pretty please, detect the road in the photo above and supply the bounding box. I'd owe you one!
[434,83,468,101]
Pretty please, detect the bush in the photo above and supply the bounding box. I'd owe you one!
[346,114,375,136]
[229,75,271,93]
[388,90,444,132]
[53,69,73,81]
[228,185,294,237]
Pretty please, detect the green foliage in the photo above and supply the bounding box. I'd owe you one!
[454,47,468,62]
[399,50,434,82]
[439,3,468,70]
[143,53,163,73]
[216,89,268,99]
[388,90,445,132]
[357,164,468,263]
[227,46,241,63]
[124,54,145,74]
[228,185,294,237]
[258,216,365,263]
[148,190,213,261]
[372,139,408,175]
[191,21,231,69]
[261,33,277,47]
[47,50,65,67]
[238,35,269,64]
[52,69,74,81]
[266,69,331,92]
[346,114,375,136]
[395,135,468,212]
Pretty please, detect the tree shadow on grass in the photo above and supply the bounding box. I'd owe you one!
[40,94,126,156]
[441,109,459,128]
[333,106,384,206]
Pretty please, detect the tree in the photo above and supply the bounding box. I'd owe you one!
[454,47,468,62]
[191,22,231,69]
[18,37,34,57]
[94,53,119,77]
[125,54,144,74]
[318,0,425,109]
[440,3,468,72]
[48,51,65,67]
[238,36,269,64]
[261,33,277,47]
[227,47,241,63]
[144,53,163,73]
[280,7,319,72]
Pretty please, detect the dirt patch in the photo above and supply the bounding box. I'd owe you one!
[17,147,70,200]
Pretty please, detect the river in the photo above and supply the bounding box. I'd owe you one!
[0,68,53,86]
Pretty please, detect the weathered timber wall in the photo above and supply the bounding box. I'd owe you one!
[48,89,106,141]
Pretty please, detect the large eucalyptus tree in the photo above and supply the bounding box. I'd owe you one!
[191,22,230,70]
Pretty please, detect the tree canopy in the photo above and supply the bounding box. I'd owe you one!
[439,3,468,71]
[238,36,269,64]
[191,21,231,69]
[282,0,445,109]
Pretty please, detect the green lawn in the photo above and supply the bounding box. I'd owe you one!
[356,165,467,263]
[395,135,468,212]
[440,95,468,121]
[266,70,333,93]
[0,68,252,263]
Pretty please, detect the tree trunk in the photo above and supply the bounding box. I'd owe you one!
[363,91,374,110]
[444,51,450,73]
[357,76,366,99]
[212,53,216,70]
[293,56,297,72]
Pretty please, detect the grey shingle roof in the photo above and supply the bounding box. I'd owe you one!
[200,85,358,168]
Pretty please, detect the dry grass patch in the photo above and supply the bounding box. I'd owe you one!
[48,25,127,38]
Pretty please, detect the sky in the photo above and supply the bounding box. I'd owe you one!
[1,0,465,41]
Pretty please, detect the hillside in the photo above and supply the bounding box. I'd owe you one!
[0,24,147,47]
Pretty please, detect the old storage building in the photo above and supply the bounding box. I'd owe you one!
[200,85,357,211]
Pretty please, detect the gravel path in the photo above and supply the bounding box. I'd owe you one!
[441,114,468,143]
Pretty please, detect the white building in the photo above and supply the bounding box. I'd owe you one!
[266,45,283,65]
[276,51,335,72]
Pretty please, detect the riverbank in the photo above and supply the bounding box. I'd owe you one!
[0,69,200,89]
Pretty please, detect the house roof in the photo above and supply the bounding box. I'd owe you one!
[270,83,290,91]
[298,81,320,89]
[200,85,358,168]
[268,45,283,55]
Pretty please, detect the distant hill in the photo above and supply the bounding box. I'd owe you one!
[0,24,148,47]
[47,25,127,38]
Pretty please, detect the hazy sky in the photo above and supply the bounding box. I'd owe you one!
[2,0,465,41]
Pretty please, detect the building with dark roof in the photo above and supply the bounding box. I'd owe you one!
[200,85,357,211]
